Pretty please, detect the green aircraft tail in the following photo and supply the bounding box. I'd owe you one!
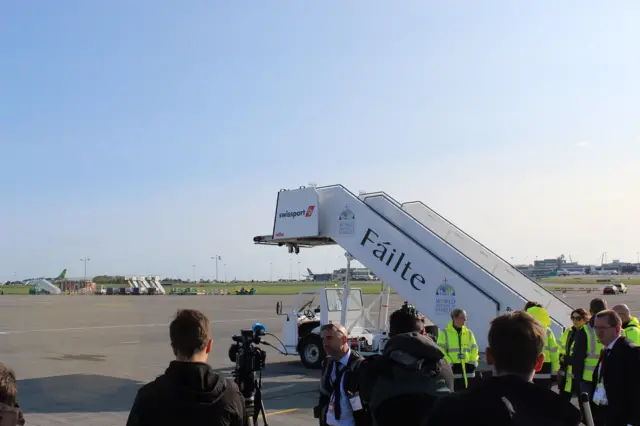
[54,269,67,281]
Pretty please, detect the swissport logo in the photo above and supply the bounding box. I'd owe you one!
[279,205,315,219]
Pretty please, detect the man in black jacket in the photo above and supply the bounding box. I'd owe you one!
[315,323,370,426]
[590,309,640,426]
[428,311,581,426]
[357,303,454,426]
[126,309,247,426]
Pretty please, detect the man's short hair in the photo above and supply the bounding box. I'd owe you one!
[612,304,630,316]
[0,362,17,406]
[389,305,423,336]
[488,311,545,375]
[169,309,211,358]
[450,308,466,319]
[595,309,622,328]
[320,323,348,338]
[524,301,542,311]
[590,298,607,315]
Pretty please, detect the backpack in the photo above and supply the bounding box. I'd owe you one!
[368,352,451,413]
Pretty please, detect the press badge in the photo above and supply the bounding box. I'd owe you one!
[593,383,608,406]
[349,394,363,411]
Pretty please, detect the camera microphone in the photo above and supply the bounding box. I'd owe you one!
[252,322,266,337]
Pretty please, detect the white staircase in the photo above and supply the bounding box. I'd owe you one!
[401,201,569,331]
[254,185,573,352]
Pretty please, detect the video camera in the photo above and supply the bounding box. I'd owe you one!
[228,322,269,426]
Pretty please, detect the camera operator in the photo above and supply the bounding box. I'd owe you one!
[356,303,454,426]
[126,309,247,426]
[315,323,371,426]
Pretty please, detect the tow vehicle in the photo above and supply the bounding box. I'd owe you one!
[603,283,628,295]
[614,282,628,294]
[274,252,394,368]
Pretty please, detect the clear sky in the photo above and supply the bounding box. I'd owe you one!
[1,2,639,282]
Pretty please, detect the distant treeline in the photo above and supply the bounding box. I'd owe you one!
[90,275,240,285]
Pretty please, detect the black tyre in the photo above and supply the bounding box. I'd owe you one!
[299,334,326,369]
[228,344,238,363]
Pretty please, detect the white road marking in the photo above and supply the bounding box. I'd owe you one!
[121,340,140,344]
[0,317,278,336]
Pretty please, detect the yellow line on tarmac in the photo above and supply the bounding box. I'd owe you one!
[266,409,298,417]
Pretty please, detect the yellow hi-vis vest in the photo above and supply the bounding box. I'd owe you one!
[559,328,570,357]
[536,327,560,379]
[583,323,604,382]
[437,321,479,378]
[623,316,640,345]
[526,307,560,379]
[561,327,576,393]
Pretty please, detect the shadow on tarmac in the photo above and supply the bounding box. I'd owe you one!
[17,361,320,414]
[18,374,142,413]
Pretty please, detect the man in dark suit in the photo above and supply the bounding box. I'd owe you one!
[591,309,640,426]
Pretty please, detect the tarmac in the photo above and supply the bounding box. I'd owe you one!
[0,284,638,426]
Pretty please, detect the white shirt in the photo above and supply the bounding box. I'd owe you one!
[325,349,355,426]
[597,334,621,379]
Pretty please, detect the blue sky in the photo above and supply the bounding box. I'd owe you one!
[1,2,639,281]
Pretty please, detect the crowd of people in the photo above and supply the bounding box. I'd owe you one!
[0,299,639,426]
[315,298,640,426]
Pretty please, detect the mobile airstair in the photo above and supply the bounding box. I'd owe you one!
[254,185,572,353]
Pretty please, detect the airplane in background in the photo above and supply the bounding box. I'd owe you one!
[22,269,67,283]
[557,269,585,276]
[593,268,619,276]
[537,268,559,278]
[302,268,315,281]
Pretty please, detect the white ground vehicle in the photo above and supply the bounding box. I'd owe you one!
[615,282,628,294]
[274,254,395,368]
[254,185,573,368]
[603,282,628,295]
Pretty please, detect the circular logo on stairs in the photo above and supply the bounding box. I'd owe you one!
[339,205,356,236]
[435,278,456,315]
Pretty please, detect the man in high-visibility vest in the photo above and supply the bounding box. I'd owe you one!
[437,308,479,391]
[526,305,560,389]
[612,304,640,345]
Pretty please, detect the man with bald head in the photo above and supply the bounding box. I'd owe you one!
[612,304,640,345]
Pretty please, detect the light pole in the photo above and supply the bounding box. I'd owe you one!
[289,258,292,281]
[80,257,91,281]
[224,264,227,282]
[270,263,273,282]
[211,256,221,290]
[297,261,300,281]
[192,264,196,282]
